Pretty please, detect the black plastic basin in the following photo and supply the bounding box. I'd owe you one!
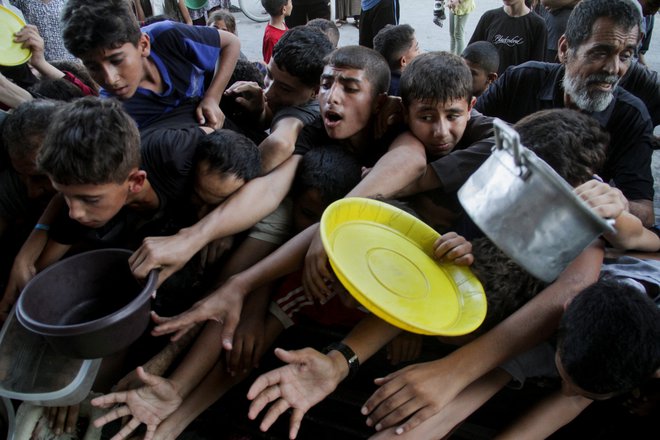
[16,249,157,359]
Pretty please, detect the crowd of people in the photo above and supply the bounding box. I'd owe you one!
[0,0,659,439]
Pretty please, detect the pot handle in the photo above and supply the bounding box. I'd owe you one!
[493,118,524,167]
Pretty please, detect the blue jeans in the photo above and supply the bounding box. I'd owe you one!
[449,11,469,55]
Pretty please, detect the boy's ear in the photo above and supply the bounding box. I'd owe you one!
[468,96,476,112]
[372,92,389,114]
[128,169,147,193]
[487,72,498,85]
[654,368,660,379]
[138,33,151,58]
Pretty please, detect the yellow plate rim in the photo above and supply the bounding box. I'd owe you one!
[0,5,31,67]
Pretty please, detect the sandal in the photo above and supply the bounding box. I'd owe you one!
[335,18,347,27]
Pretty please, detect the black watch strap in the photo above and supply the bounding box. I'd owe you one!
[323,341,359,380]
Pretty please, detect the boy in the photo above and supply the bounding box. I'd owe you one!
[61,0,240,130]
[461,41,499,98]
[32,98,261,277]
[372,24,422,96]
[306,18,340,48]
[393,51,495,232]
[226,26,333,172]
[262,0,292,63]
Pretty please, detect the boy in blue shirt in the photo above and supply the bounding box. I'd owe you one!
[61,0,240,130]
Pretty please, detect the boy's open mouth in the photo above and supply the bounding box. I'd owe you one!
[324,110,343,126]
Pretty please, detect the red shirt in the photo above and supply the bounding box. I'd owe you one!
[262,23,288,63]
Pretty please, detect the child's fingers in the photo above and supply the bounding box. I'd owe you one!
[93,405,132,427]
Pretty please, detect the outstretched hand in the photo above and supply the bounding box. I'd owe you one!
[151,276,247,350]
[91,367,182,440]
[362,359,463,434]
[247,347,343,439]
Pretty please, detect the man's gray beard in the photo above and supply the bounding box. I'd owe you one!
[562,70,617,113]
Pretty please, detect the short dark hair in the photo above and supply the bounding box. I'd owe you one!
[194,130,261,181]
[470,237,547,335]
[400,51,472,107]
[306,18,339,48]
[261,0,288,16]
[461,41,499,75]
[373,24,416,71]
[30,78,86,101]
[324,46,390,97]
[207,10,237,34]
[292,145,362,206]
[38,97,140,185]
[557,277,660,395]
[564,0,641,50]
[514,109,608,186]
[3,100,61,161]
[273,26,334,89]
[62,0,142,57]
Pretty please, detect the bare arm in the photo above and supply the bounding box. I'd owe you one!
[347,131,427,198]
[394,164,442,197]
[0,72,32,107]
[260,117,304,173]
[14,25,64,80]
[495,392,592,440]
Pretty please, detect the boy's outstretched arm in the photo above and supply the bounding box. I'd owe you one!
[14,25,64,80]
[247,315,402,439]
[151,222,317,348]
[130,155,301,286]
[361,242,604,434]
[495,391,592,440]
[196,29,240,129]
[0,72,32,107]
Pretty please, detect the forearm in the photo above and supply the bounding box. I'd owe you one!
[30,59,65,80]
[347,137,427,198]
[259,118,302,174]
[342,315,403,369]
[169,321,225,398]
[204,31,240,103]
[0,73,32,107]
[495,392,591,440]
[394,165,442,197]
[174,155,301,257]
[178,0,192,24]
[605,211,660,252]
[628,199,654,228]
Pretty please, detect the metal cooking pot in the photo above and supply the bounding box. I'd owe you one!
[457,119,615,282]
[16,249,158,359]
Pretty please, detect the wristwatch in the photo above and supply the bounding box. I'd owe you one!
[324,341,360,380]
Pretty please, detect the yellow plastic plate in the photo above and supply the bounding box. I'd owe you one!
[0,5,30,67]
[320,198,487,336]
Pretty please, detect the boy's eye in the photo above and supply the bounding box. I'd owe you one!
[82,197,100,205]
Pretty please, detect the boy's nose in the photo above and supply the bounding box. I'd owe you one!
[100,64,120,87]
[68,201,86,222]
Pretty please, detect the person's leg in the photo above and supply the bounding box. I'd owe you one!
[455,12,469,55]
[286,1,308,27]
[308,0,331,20]
[360,0,396,48]
[449,11,456,54]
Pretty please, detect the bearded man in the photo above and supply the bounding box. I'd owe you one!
[475,0,655,226]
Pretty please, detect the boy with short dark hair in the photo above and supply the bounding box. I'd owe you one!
[372,24,421,96]
[306,18,340,48]
[461,41,499,97]
[262,0,292,63]
[395,51,495,232]
[61,0,240,130]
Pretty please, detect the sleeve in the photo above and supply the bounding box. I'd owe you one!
[271,101,321,127]
[474,68,511,118]
[498,342,558,389]
[292,119,324,156]
[248,198,293,245]
[263,30,274,63]
[62,71,97,96]
[148,21,221,74]
[429,138,495,192]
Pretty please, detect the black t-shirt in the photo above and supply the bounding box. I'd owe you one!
[475,61,654,202]
[293,115,399,168]
[469,8,547,74]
